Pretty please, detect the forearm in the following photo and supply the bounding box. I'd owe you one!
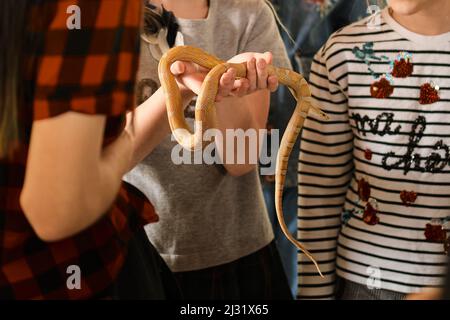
[21,113,132,241]
[125,87,195,170]
[20,86,193,241]
[214,90,270,176]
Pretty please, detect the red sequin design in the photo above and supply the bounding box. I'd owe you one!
[363,202,379,225]
[364,149,373,160]
[400,190,417,206]
[424,223,447,243]
[392,58,413,78]
[358,178,371,202]
[419,83,440,105]
[370,78,394,99]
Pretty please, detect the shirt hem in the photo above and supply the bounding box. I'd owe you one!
[159,236,275,273]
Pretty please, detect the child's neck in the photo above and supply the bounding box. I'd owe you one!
[152,0,209,19]
[390,4,450,36]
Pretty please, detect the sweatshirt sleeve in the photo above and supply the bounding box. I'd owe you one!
[297,45,354,299]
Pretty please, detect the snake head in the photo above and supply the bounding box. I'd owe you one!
[300,96,329,121]
[311,104,330,121]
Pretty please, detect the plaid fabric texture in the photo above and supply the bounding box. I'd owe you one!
[0,0,158,299]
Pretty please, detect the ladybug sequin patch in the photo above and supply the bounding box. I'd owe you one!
[363,201,379,226]
[424,223,447,243]
[419,82,440,105]
[392,59,413,78]
[364,149,373,160]
[391,52,413,78]
[358,178,371,202]
[371,78,394,99]
[400,190,417,206]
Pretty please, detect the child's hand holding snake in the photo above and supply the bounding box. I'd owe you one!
[170,51,279,102]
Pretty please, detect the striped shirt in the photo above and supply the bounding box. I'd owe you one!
[297,8,450,299]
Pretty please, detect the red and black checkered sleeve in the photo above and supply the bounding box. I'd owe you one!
[32,0,142,120]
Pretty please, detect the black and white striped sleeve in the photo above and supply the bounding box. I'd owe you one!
[297,47,354,299]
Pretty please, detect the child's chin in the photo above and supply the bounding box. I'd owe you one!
[388,0,426,16]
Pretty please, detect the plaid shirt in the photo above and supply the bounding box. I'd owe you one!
[0,0,158,299]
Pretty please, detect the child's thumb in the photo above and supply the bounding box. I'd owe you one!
[170,61,186,75]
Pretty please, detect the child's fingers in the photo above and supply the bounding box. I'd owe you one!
[256,58,268,90]
[268,75,279,92]
[217,68,236,99]
[171,61,204,76]
[246,57,257,92]
[170,61,186,75]
[232,79,250,97]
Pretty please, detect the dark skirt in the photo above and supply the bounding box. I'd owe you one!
[172,241,293,300]
[444,255,450,300]
[108,226,180,300]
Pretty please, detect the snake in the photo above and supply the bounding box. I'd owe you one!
[159,46,328,277]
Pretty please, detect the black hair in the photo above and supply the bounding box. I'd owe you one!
[143,2,179,47]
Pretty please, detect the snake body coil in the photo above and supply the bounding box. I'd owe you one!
[159,46,328,276]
